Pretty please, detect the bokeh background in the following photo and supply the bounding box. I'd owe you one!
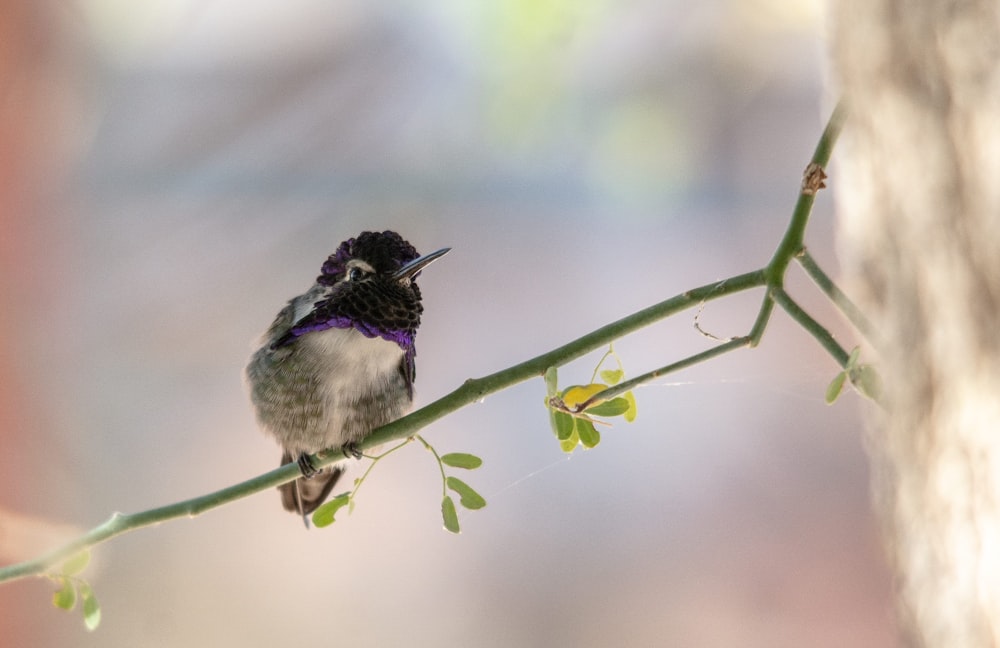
[1,1,899,646]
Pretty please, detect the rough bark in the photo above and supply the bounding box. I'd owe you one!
[832,0,1000,645]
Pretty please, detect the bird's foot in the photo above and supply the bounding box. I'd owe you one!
[296,453,319,479]
[342,442,363,460]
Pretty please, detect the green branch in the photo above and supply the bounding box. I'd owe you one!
[560,99,851,425]
[765,100,847,285]
[796,249,875,342]
[361,269,768,451]
[0,464,300,584]
[771,287,851,367]
[0,268,766,585]
[0,100,862,602]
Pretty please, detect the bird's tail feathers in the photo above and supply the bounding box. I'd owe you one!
[278,451,343,527]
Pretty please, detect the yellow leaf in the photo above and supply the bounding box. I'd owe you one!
[623,391,638,422]
[562,384,607,408]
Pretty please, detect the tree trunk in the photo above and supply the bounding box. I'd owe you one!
[832,0,1000,645]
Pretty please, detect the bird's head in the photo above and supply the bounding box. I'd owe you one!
[287,230,450,347]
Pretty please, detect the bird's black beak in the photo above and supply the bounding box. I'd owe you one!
[393,247,451,281]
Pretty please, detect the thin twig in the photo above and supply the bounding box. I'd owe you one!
[771,287,851,367]
[765,100,847,285]
[568,337,752,411]
[796,249,876,343]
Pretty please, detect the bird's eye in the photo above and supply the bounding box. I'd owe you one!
[347,267,366,282]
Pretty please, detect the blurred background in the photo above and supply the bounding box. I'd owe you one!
[1,0,898,646]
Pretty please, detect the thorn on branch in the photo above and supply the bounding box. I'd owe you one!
[801,163,828,196]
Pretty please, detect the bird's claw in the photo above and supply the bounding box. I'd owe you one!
[343,442,363,460]
[296,446,359,480]
[296,453,319,478]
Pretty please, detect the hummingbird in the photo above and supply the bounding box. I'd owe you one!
[245,230,449,524]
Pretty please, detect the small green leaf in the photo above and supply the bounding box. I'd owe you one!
[441,453,483,470]
[825,371,847,404]
[559,427,579,453]
[852,364,882,401]
[60,551,91,577]
[599,369,623,385]
[544,366,559,397]
[52,578,75,611]
[552,411,574,441]
[585,397,630,417]
[576,418,600,448]
[78,582,101,631]
[446,477,487,510]
[847,346,862,368]
[311,493,351,528]
[441,496,460,534]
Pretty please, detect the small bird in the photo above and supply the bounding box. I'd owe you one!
[245,231,449,524]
